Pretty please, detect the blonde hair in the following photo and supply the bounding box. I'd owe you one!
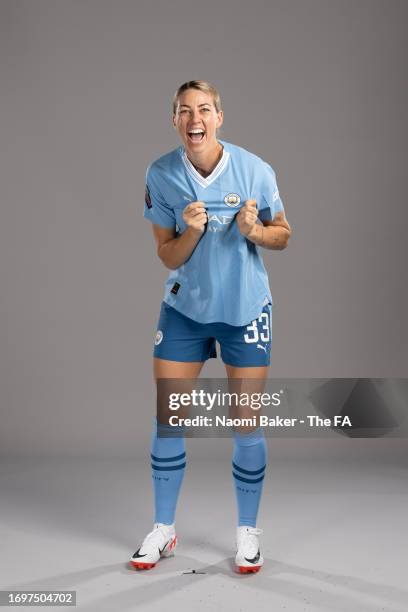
[172,80,222,115]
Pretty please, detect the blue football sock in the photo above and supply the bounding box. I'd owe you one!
[232,427,267,528]
[151,418,186,525]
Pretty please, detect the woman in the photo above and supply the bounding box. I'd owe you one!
[130,80,291,573]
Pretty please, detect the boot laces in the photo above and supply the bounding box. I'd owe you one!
[238,527,262,555]
[142,524,172,548]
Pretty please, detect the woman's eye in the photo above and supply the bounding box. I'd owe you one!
[201,108,210,113]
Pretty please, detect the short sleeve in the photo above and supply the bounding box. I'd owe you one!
[258,163,285,222]
[143,165,176,228]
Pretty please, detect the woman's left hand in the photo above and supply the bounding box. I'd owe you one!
[236,199,258,237]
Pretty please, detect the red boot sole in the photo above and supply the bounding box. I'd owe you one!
[130,561,157,570]
[237,565,261,574]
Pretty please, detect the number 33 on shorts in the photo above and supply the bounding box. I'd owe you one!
[243,305,272,348]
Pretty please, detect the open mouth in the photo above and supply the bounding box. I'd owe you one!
[188,129,205,143]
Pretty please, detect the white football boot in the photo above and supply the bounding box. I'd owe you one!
[130,523,177,570]
[235,526,264,573]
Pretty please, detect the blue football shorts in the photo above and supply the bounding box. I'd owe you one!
[153,301,272,367]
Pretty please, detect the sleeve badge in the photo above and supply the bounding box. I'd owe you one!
[145,184,152,209]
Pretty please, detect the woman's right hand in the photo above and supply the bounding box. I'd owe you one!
[183,201,207,234]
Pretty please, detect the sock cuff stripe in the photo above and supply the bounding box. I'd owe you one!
[152,462,186,472]
[232,471,265,484]
[232,461,266,476]
[151,451,186,463]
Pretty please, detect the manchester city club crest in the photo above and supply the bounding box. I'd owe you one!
[154,330,163,345]
[224,193,241,207]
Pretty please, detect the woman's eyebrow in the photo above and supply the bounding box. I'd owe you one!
[179,103,211,109]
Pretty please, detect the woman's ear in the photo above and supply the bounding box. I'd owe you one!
[216,110,224,129]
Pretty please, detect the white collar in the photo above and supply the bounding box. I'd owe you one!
[181,145,230,188]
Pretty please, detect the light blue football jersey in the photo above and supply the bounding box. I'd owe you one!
[143,140,285,326]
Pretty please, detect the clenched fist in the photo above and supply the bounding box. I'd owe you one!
[236,199,258,237]
[183,201,208,234]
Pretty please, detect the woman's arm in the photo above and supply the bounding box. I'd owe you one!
[246,212,292,250]
[152,201,208,270]
[152,224,203,270]
[237,200,291,250]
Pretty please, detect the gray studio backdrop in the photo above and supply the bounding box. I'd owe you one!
[0,0,407,458]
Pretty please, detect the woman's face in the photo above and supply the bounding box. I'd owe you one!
[173,88,223,155]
